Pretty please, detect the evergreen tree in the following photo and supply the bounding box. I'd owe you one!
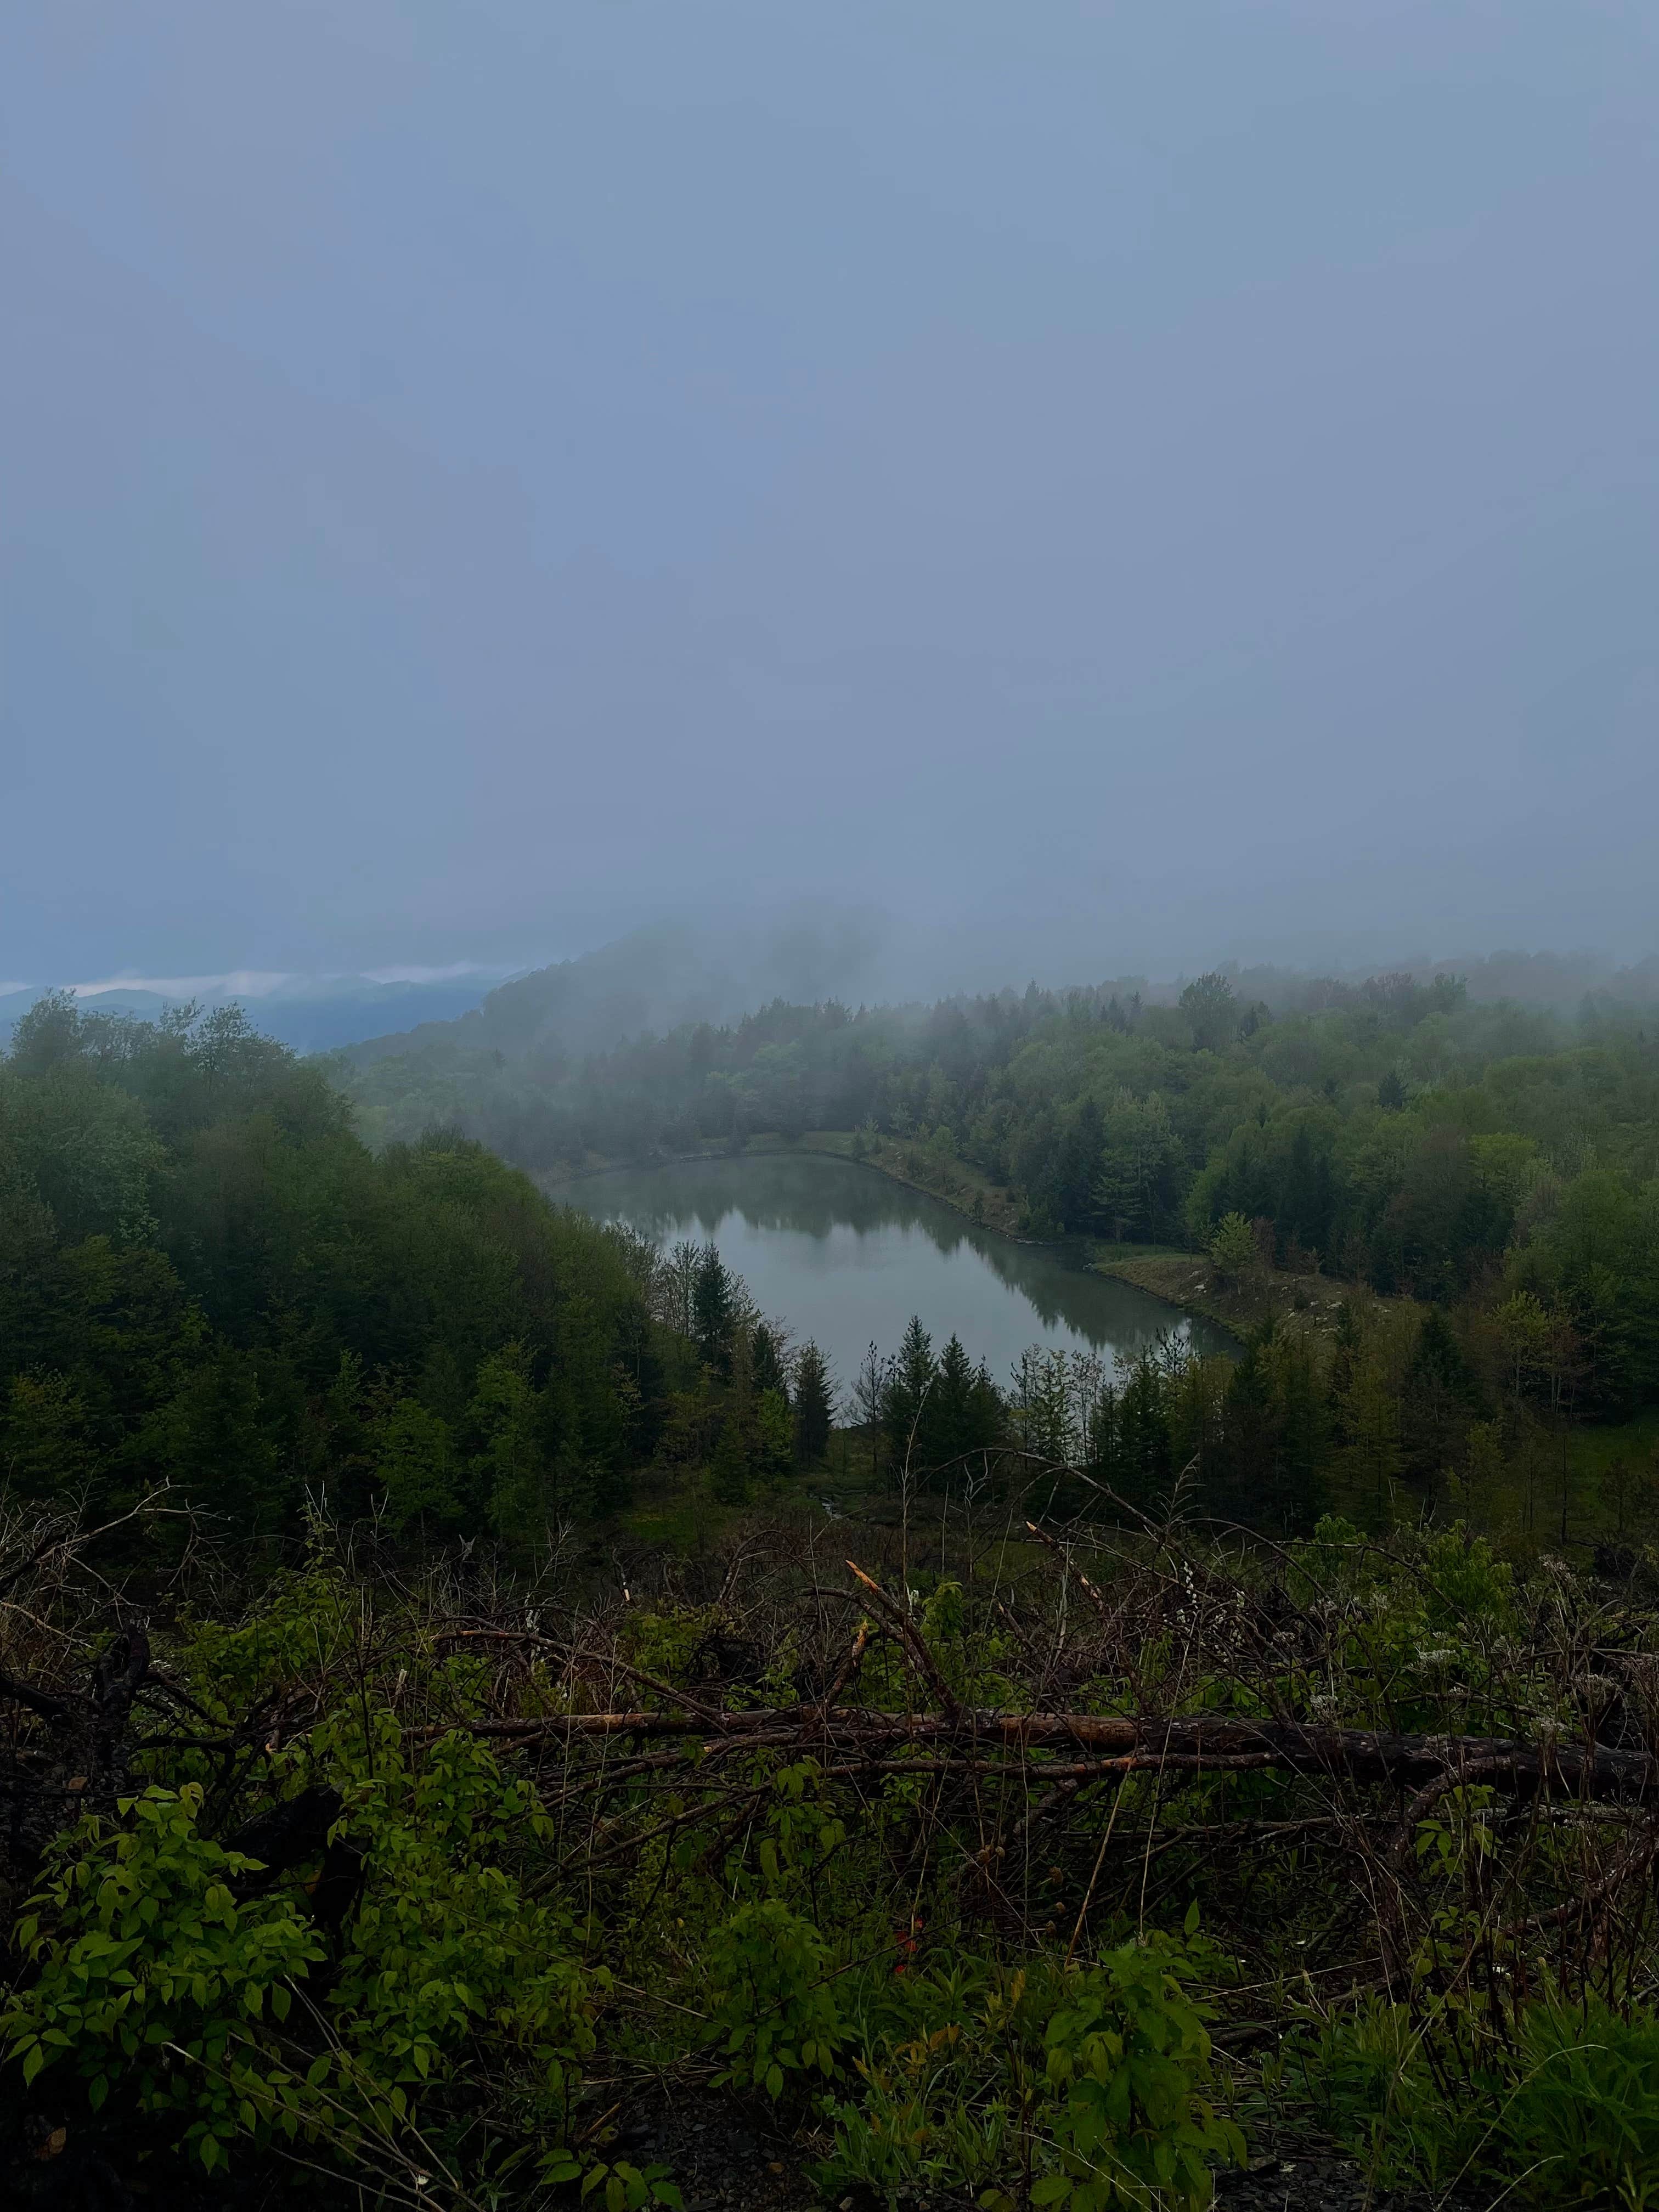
[1085,1382,1121,1481]
[1052,1096,1104,1230]
[376,1398,461,1531]
[1402,1305,1482,1482]
[159,1345,285,1532]
[1010,1346,1078,1464]
[751,1321,789,1404]
[792,1342,834,1468]
[1178,971,1239,1052]
[692,1244,737,1375]
[470,1344,548,1543]
[755,1390,793,1484]
[2,1373,94,1501]
[709,1416,751,1506]
[1093,1091,1183,1243]
[1115,1350,1172,1501]
[924,1334,1002,1474]
[1215,1332,1277,1518]
[881,1316,937,1481]
[1271,1333,1329,1530]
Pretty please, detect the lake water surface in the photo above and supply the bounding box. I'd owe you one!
[558,1153,1233,1390]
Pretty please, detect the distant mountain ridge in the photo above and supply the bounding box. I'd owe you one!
[342,913,894,1071]
[0,972,502,1056]
[342,928,1659,1081]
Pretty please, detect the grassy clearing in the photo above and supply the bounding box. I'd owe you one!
[1086,1243,1398,1349]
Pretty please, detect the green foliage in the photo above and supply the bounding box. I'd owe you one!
[2,1709,610,2178]
[824,1967,1020,2203]
[708,1417,753,1505]
[17,1485,1659,2208]
[375,1394,461,1530]
[825,1927,1243,2212]
[543,2152,681,2212]
[1032,1927,1245,2211]
[1,1784,324,2170]
[755,1387,794,1481]
[312,1713,602,2117]
[702,1899,847,2101]
[692,1243,738,1374]
[867,1317,1001,1487]
[1304,1993,1659,2207]
[0,997,648,1544]
[1501,1996,1659,2205]
[792,1339,835,1465]
[334,956,1659,1429]
[1207,1212,1255,1284]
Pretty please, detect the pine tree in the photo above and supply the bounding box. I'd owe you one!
[755,1391,793,1483]
[792,1342,834,1468]
[1214,1332,1277,1522]
[1272,1333,1329,1530]
[470,1342,548,1543]
[882,1317,937,1482]
[1403,1306,1482,1482]
[2,1372,93,1501]
[1115,1349,1172,1500]
[709,1416,751,1506]
[376,1398,461,1531]
[924,1334,1002,1484]
[693,1243,737,1375]
[751,1321,789,1404]
[161,1345,284,1530]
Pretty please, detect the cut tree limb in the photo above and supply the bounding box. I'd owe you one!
[423,1704,1659,1802]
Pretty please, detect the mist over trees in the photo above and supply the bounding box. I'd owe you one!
[340,961,1659,1420]
[5,978,1659,2209]
[0,994,657,1540]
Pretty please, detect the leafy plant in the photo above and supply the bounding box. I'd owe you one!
[538,2148,683,2212]
[2,1783,323,2171]
[826,1927,1244,2212]
[1022,1927,1245,2212]
[1302,1991,1659,2208]
[297,1709,606,2146]
[702,1898,846,2101]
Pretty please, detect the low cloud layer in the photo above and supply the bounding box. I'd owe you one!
[3,5,1655,981]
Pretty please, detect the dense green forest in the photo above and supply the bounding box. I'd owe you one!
[0,993,663,1544]
[7,987,1659,2210]
[344,965,1659,1430]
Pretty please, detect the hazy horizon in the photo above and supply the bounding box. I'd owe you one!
[10,913,1659,1015]
[8,905,1659,1070]
[5,4,1657,980]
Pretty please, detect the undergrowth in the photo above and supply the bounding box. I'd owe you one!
[3,1499,1659,2207]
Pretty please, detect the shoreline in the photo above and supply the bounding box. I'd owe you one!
[541,1130,1039,1240]
[544,1136,1246,1345]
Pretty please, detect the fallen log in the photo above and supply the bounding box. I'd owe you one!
[425,1705,1659,1802]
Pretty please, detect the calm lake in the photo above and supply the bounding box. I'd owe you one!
[557,1152,1233,1391]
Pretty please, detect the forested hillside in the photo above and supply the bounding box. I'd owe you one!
[0,994,658,1544]
[343,969,1659,1423]
[7,993,1659,2209]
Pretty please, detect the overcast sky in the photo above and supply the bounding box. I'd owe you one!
[3,2,1656,989]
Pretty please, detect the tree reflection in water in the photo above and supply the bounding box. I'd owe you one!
[558,1152,1232,1389]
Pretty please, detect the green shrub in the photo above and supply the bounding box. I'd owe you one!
[1208,1214,1255,1285]
[3,1717,610,2181]
[702,1898,846,2101]
[826,1926,1243,2212]
[313,1712,601,2111]
[2,1784,324,2172]
[1030,1932,1246,2211]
